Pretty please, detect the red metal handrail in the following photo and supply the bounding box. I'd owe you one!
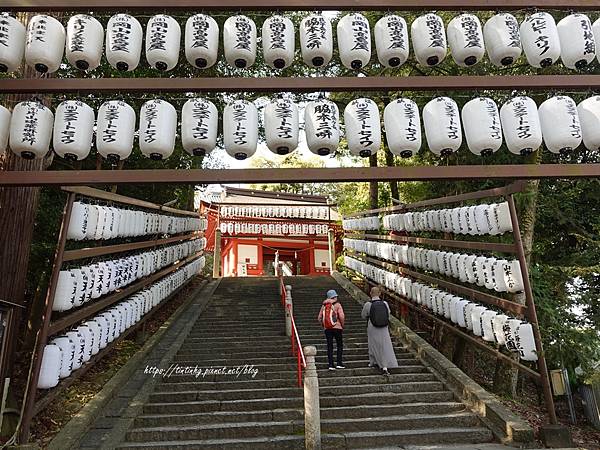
[279,275,306,387]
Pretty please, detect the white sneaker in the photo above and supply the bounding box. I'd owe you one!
[328,367,336,371]
[336,365,346,369]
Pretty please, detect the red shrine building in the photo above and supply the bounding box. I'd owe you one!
[201,187,342,277]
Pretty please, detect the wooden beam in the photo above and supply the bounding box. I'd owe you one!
[1,165,599,187]
[2,0,598,11]
[2,75,600,94]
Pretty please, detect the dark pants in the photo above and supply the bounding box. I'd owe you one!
[324,328,343,367]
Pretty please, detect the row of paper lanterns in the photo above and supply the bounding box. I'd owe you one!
[39,256,205,389]
[3,93,600,163]
[344,255,537,361]
[53,238,205,312]
[382,202,513,236]
[1,12,598,74]
[343,238,524,293]
[219,221,329,236]
[220,205,329,220]
[345,202,512,236]
[67,202,206,241]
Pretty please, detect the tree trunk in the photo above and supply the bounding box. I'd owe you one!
[368,154,378,210]
[384,147,399,202]
[493,154,541,396]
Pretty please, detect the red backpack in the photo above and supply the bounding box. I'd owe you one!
[322,303,338,329]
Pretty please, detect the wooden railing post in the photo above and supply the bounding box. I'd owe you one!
[303,345,321,450]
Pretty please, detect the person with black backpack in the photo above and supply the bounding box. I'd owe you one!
[317,289,346,370]
[361,286,398,375]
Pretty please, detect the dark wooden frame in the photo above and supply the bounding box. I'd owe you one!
[18,188,203,443]
[342,181,558,424]
[2,165,600,187]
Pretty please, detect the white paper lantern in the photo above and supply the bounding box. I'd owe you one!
[65,330,85,370]
[146,15,180,71]
[300,14,333,67]
[516,323,538,361]
[383,98,421,158]
[344,98,381,157]
[492,314,509,345]
[539,96,582,155]
[337,13,371,70]
[423,97,462,156]
[94,315,109,349]
[75,325,93,363]
[577,96,600,151]
[557,14,595,70]
[9,101,53,160]
[500,96,543,155]
[503,260,524,293]
[264,98,299,155]
[185,14,219,69]
[262,15,295,69]
[223,15,256,69]
[461,97,502,156]
[484,13,522,67]
[25,15,65,73]
[0,105,11,156]
[181,98,218,157]
[51,336,75,378]
[481,310,498,342]
[106,14,142,71]
[84,320,101,355]
[304,100,340,156]
[53,270,77,311]
[447,14,485,67]
[0,15,26,73]
[223,100,258,160]
[139,99,177,160]
[375,15,409,68]
[520,12,561,68]
[97,100,135,163]
[411,14,447,67]
[66,15,103,71]
[53,100,94,161]
[38,344,62,388]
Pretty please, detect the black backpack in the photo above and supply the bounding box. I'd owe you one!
[369,299,389,328]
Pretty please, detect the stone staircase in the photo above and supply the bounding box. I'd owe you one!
[288,275,494,449]
[116,275,494,449]
[118,276,305,449]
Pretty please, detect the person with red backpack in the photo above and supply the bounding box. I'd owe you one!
[317,289,346,370]
[361,286,398,375]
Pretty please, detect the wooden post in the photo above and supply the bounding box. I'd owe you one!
[328,228,336,273]
[303,345,321,450]
[19,192,76,443]
[507,194,558,425]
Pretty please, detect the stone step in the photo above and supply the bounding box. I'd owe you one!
[118,434,305,449]
[154,373,438,392]
[126,420,303,442]
[134,408,303,428]
[179,336,370,347]
[148,381,445,403]
[171,352,414,366]
[160,364,429,383]
[118,427,493,449]
[142,390,456,415]
[320,412,481,434]
[134,401,467,429]
[320,401,467,419]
